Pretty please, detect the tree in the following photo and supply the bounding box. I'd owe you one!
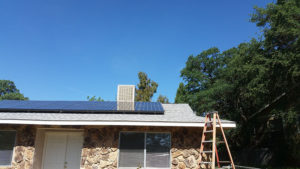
[175,47,230,113]
[175,0,300,166]
[157,95,169,103]
[249,0,300,165]
[250,0,300,101]
[0,80,28,100]
[0,93,28,100]
[135,72,158,102]
[87,96,104,101]
[175,82,187,103]
[0,80,20,96]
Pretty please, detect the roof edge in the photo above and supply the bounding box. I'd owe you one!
[0,119,236,128]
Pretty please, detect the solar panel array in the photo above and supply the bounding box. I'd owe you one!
[0,100,164,114]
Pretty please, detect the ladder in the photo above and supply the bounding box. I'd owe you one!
[198,111,235,169]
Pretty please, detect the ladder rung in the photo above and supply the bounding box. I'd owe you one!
[218,161,231,163]
[200,162,212,164]
[199,113,234,167]
[202,140,213,143]
[201,151,213,153]
[204,130,213,133]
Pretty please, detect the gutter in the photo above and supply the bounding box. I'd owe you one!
[0,119,236,128]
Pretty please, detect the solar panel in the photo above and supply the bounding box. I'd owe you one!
[0,100,164,114]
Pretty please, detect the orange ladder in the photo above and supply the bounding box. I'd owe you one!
[198,111,235,169]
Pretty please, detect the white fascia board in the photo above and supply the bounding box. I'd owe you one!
[0,119,236,128]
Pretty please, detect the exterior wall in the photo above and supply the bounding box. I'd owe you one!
[0,125,36,169]
[0,125,205,169]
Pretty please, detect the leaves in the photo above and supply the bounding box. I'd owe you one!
[0,80,28,100]
[175,83,186,103]
[87,96,104,101]
[157,95,169,103]
[135,72,158,102]
[175,0,300,166]
[0,80,20,96]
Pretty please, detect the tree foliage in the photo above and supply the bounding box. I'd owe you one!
[87,96,104,101]
[0,80,28,100]
[135,72,158,102]
[175,0,299,167]
[157,95,169,103]
[175,82,186,103]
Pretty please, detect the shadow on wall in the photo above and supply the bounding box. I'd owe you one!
[82,126,203,150]
[15,125,36,147]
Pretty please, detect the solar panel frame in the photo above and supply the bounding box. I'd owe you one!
[0,100,164,114]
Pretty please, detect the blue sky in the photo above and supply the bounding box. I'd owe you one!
[0,0,273,102]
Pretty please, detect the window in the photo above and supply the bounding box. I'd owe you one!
[119,132,145,168]
[146,133,171,168]
[119,132,171,169]
[0,131,16,166]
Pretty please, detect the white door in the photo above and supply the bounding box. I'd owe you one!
[42,132,83,169]
[65,133,84,169]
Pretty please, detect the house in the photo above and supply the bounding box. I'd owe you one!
[0,85,235,169]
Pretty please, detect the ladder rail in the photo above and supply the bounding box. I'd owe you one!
[211,112,221,168]
[198,112,235,169]
[198,114,209,165]
[212,113,216,169]
[216,113,235,169]
[215,144,220,168]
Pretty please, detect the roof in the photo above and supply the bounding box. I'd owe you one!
[0,101,236,128]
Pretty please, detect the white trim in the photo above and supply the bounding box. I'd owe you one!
[33,128,84,169]
[0,119,236,128]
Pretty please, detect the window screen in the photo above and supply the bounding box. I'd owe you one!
[146,133,171,168]
[0,131,16,166]
[119,132,145,168]
[119,132,171,169]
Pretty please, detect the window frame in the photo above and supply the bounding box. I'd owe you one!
[0,130,17,167]
[118,131,171,169]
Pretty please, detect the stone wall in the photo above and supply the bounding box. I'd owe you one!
[0,125,205,169]
[80,126,204,169]
[0,125,36,169]
[171,128,203,169]
[80,127,119,169]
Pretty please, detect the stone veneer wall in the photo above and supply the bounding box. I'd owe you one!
[81,126,204,169]
[0,125,206,169]
[0,125,36,169]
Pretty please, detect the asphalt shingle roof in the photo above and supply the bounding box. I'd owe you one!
[0,103,234,125]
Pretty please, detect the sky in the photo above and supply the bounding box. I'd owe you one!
[0,0,274,102]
